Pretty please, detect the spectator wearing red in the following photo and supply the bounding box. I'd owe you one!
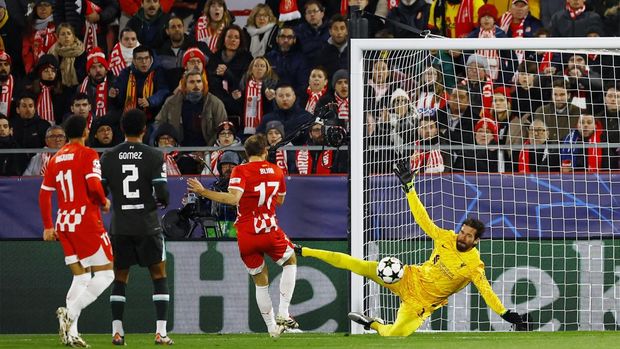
[517,118,560,173]
[119,0,173,34]
[109,28,140,77]
[467,5,506,81]
[428,0,485,38]
[193,0,234,54]
[31,54,64,125]
[22,0,58,75]
[235,57,278,137]
[53,0,119,53]
[0,0,26,76]
[79,48,113,120]
[465,117,499,173]
[498,0,542,39]
[0,51,23,118]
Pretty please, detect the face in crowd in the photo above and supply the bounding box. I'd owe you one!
[45,128,67,149]
[275,86,296,110]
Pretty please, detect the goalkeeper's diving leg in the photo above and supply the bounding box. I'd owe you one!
[295,246,385,285]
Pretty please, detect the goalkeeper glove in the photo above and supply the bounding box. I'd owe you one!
[392,160,415,193]
[501,310,528,331]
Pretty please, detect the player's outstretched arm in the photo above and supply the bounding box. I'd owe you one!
[471,269,528,331]
[393,161,446,240]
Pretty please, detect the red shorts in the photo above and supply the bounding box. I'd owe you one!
[58,230,114,267]
[237,227,294,275]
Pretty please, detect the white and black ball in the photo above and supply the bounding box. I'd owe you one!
[377,256,404,284]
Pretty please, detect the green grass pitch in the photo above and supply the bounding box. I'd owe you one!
[2,332,620,349]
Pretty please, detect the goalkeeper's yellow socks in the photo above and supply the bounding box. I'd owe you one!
[302,247,379,282]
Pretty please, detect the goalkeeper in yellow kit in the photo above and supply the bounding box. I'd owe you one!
[294,161,526,336]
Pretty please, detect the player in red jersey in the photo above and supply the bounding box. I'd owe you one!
[187,134,298,337]
[39,115,115,347]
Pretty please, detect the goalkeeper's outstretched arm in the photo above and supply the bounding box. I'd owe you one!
[471,266,528,330]
[393,161,451,240]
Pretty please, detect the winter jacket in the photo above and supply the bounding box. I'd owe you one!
[154,92,227,146]
[550,8,605,37]
[294,21,330,67]
[386,0,430,38]
[126,8,171,50]
[256,103,314,146]
[265,47,311,97]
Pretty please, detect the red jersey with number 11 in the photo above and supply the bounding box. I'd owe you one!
[228,160,286,234]
[40,143,107,234]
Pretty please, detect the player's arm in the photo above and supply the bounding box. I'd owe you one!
[39,169,57,240]
[153,155,170,208]
[276,168,286,206]
[470,265,526,329]
[188,178,242,206]
[85,151,109,210]
[393,161,451,240]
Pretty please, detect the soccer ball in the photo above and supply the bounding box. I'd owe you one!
[377,256,404,284]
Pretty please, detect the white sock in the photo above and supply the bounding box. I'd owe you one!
[156,320,167,337]
[112,320,124,336]
[255,285,276,332]
[66,273,91,337]
[278,264,297,319]
[67,270,114,320]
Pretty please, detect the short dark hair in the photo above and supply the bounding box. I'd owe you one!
[120,27,137,39]
[63,115,88,139]
[121,109,147,137]
[304,0,324,12]
[244,134,269,158]
[72,92,90,105]
[17,92,36,105]
[462,218,485,238]
[133,45,152,59]
[552,78,568,90]
[329,14,347,29]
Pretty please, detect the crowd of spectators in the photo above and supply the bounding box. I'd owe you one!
[0,0,618,177]
[0,0,351,177]
[360,0,620,175]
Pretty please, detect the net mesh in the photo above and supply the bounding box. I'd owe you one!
[359,42,620,331]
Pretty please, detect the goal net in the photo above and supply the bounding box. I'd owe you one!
[350,37,620,333]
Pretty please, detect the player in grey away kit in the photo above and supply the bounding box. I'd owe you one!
[100,109,172,346]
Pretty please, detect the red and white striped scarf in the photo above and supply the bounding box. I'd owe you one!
[410,147,444,174]
[108,43,126,76]
[305,85,328,114]
[476,29,500,80]
[461,77,494,117]
[195,15,223,53]
[80,76,108,117]
[209,150,222,175]
[33,23,57,58]
[518,139,532,173]
[40,152,51,176]
[0,75,14,117]
[243,79,263,135]
[335,94,349,124]
[83,0,101,53]
[164,152,182,176]
[37,84,54,124]
[275,149,288,174]
[538,51,553,74]
[566,1,586,20]
[295,149,332,175]
[587,126,603,171]
[500,12,525,62]
[415,91,448,111]
[455,0,475,38]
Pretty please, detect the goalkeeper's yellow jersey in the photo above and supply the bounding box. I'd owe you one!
[401,187,507,316]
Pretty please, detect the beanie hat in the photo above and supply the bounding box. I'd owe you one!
[331,69,349,89]
[475,117,499,142]
[36,54,59,74]
[219,150,242,166]
[478,4,498,23]
[0,51,11,65]
[390,88,410,105]
[182,47,207,69]
[493,86,512,106]
[216,121,236,136]
[265,120,285,137]
[153,123,180,145]
[466,54,490,73]
[279,0,301,22]
[0,1,6,9]
[86,48,109,72]
[35,0,55,6]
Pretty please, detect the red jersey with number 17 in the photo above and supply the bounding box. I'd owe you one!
[228,160,286,235]
[40,143,107,234]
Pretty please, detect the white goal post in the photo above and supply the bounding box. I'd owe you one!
[350,37,620,334]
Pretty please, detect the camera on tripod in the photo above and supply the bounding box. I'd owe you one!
[315,104,349,147]
[161,193,222,239]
